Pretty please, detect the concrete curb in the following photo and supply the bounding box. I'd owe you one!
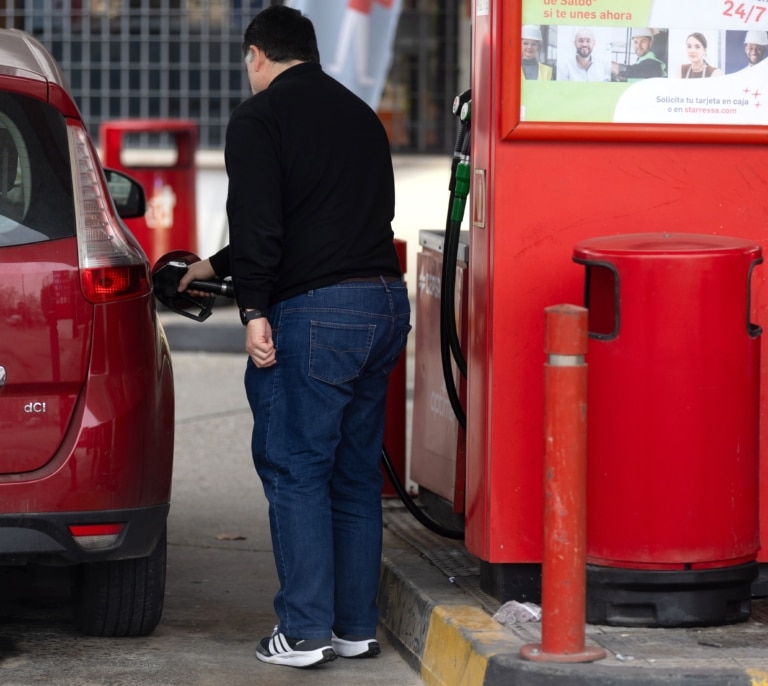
[378,530,514,685]
[378,529,768,686]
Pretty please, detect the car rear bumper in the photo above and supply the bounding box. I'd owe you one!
[0,504,169,565]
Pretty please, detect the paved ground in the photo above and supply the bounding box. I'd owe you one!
[0,350,424,686]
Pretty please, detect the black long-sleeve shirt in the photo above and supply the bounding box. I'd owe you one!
[211,61,401,311]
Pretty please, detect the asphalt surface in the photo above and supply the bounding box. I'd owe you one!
[0,341,425,686]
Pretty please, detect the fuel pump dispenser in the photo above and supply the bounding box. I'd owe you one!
[409,90,473,531]
[452,0,768,609]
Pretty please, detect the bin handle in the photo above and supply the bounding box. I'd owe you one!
[576,256,763,341]
[748,257,763,339]
[573,258,619,341]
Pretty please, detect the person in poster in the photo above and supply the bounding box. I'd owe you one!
[679,32,723,78]
[327,0,394,87]
[615,28,667,81]
[557,28,612,82]
[742,30,768,69]
[521,24,552,80]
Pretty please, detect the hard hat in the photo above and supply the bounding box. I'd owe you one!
[631,28,653,39]
[521,25,542,42]
[744,30,768,45]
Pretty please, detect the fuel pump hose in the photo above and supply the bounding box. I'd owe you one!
[439,98,471,430]
[382,446,464,540]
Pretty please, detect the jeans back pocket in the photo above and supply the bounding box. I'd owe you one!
[309,321,375,384]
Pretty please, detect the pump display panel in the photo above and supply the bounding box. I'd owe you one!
[505,0,768,141]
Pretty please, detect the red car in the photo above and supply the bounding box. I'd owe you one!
[0,29,174,636]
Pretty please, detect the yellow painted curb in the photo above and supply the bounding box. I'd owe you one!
[748,668,768,686]
[421,605,509,686]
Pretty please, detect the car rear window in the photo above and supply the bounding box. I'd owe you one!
[0,91,75,247]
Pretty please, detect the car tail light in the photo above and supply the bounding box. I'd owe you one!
[70,124,150,303]
[68,523,125,550]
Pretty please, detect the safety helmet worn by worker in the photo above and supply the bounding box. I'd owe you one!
[631,28,653,39]
[521,25,542,42]
[744,30,768,45]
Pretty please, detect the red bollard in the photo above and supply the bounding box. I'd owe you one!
[520,304,606,664]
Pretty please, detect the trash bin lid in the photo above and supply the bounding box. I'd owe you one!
[573,232,761,261]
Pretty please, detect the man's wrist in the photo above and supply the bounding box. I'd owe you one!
[240,308,266,325]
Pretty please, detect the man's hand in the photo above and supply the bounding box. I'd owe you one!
[245,317,276,368]
[178,258,217,296]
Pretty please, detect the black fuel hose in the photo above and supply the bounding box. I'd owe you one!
[438,95,471,431]
[439,220,467,429]
[381,446,464,540]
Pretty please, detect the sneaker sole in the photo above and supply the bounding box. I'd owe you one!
[332,639,381,659]
[256,646,337,668]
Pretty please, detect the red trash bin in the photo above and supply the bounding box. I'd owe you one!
[99,119,197,266]
[573,233,762,627]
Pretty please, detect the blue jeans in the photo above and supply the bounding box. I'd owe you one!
[244,278,411,640]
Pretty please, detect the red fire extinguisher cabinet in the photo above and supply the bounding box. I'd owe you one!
[574,233,762,627]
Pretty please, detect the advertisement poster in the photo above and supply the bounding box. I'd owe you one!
[518,0,768,126]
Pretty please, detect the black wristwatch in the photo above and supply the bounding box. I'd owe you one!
[240,308,266,325]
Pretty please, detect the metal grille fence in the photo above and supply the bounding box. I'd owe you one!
[0,0,265,150]
[0,0,463,153]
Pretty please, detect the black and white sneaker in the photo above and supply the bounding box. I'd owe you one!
[256,627,336,668]
[332,631,381,658]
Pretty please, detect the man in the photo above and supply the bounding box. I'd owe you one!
[557,28,612,82]
[179,5,411,670]
[743,30,768,68]
[521,24,552,80]
[615,28,666,81]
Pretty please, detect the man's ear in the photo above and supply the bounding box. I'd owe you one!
[250,46,267,69]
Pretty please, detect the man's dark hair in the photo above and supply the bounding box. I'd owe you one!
[242,5,320,63]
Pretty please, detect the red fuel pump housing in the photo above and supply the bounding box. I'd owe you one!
[465,1,768,604]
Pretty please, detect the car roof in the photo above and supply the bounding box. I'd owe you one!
[0,28,81,118]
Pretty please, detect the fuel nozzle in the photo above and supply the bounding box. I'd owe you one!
[451,88,472,151]
[451,96,471,224]
[152,250,234,322]
[449,89,472,191]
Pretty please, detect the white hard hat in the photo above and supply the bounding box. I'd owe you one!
[522,25,542,42]
[631,28,653,39]
[744,30,768,45]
